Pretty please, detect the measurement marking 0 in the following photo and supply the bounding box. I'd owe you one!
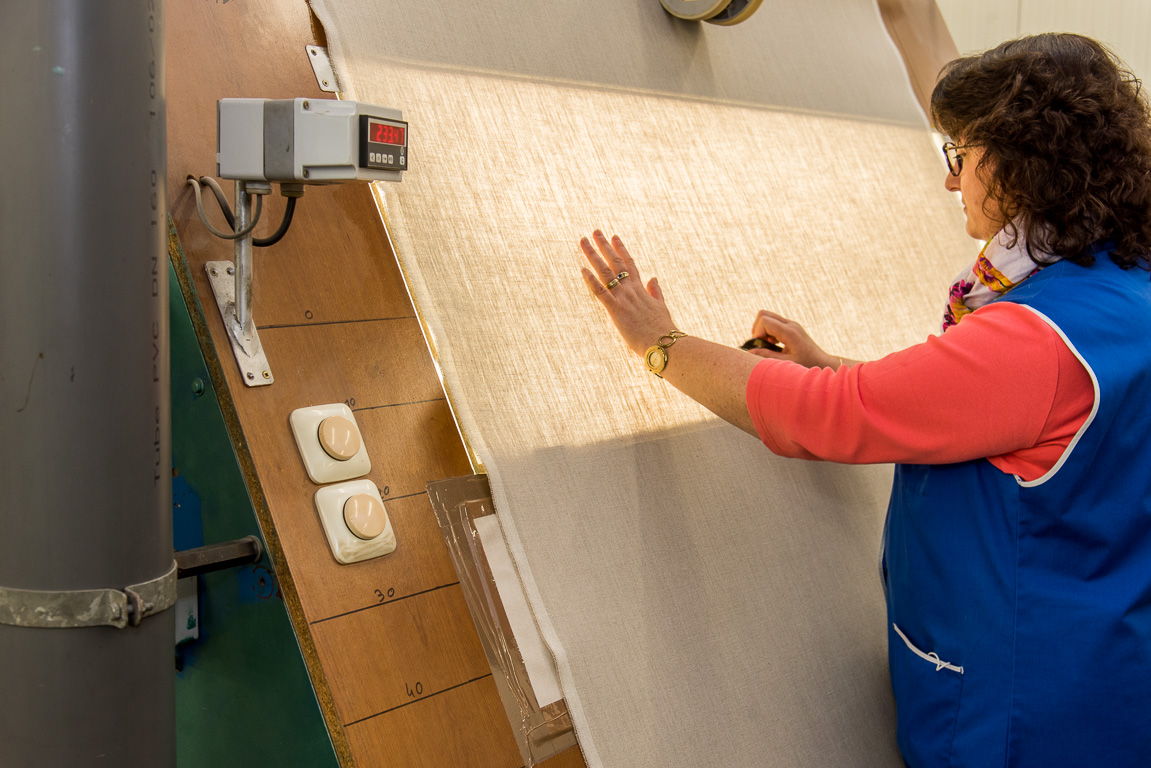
[386,490,427,501]
[342,673,493,727]
[257,315,415,330]
[351,397,446,412]
[311,581,459,625]
[347,396,441,414]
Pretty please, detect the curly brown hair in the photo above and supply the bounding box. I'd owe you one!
[931,33,1151,269]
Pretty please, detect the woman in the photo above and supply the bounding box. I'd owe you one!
[579,34,1151,767]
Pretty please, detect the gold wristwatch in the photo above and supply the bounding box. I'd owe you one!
[644,330,688,378]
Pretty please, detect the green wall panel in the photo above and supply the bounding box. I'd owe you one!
[169,249,338,768]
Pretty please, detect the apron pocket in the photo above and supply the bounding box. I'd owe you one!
[889,623,964,768]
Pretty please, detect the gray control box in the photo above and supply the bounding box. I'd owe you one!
[216,98,407,183]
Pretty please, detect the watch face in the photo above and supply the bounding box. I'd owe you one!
[645,346,667,374]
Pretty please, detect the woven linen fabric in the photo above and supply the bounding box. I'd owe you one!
[310,1,976,765]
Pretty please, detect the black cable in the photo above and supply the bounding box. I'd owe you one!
[254,196,297,247]
[186,175,300,245]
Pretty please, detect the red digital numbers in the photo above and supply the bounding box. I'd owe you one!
[370,122,405,146]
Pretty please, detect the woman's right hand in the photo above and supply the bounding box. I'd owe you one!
[748,310,839,369]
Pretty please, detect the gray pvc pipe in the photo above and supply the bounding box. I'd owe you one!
[0,1,174,766]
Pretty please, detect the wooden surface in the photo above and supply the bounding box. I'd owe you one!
[165,1,584,766]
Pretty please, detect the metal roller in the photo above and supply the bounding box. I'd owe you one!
[659,0,733,22]
[706,0,766,25]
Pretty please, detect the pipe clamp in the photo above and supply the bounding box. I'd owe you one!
[0,561,178,629]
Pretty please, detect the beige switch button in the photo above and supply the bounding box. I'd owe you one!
[289,404,371,484]
[319,416,361,460]
[344,494,386,539]
[314,480,397,564]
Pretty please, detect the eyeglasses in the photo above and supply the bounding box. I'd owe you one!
[942,141,971,177]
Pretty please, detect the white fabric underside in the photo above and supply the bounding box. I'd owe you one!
[309,1,975,765]
[474,513,564,708]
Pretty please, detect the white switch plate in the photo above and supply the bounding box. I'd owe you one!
[289,403,371,484]
[315,479,398,565]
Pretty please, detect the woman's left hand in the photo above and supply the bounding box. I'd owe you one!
[580,231,675,356]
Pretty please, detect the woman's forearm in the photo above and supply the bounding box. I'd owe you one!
[648,335,763,436]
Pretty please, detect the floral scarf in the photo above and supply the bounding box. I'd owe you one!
[942,223,1057,332]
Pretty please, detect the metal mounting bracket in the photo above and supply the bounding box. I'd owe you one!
[306,45,341,93]
[0,561,178,630]
[205,260,274,386]
[204,179,274,387]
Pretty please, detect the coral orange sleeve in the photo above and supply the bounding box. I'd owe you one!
[745,302,1094,482]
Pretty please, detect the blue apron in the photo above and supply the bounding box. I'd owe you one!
[882,252,1151,767]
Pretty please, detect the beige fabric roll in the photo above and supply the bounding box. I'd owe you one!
[309,1,975,765]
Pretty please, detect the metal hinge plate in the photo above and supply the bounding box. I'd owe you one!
[306,45,341,93]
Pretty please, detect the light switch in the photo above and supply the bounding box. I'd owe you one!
[315,479,397,564]
[344,493,387,539]
[319,415,361,460]
[289,404,371,484]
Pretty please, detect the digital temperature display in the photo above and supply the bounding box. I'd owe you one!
[368,120,406,146]
[359,115,409,173]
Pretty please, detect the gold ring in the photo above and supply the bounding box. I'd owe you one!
[606,277,621,289]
